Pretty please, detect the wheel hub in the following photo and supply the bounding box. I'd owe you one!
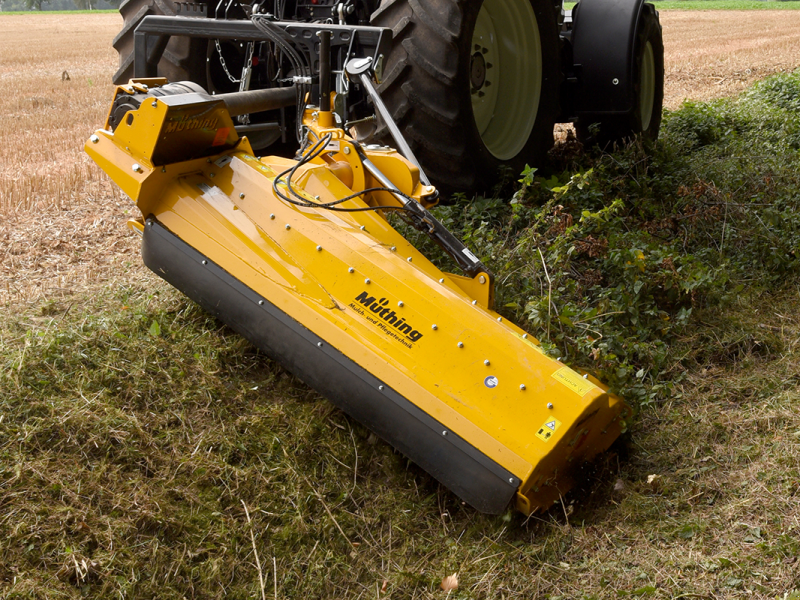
[470,51,487,91]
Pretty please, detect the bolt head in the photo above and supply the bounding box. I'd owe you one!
[258,300,264,305]
[407,257,412,262]
[90,134,99,144]
[270,214,275,220]
[316,245,322,251]
[439,278,444,283]
[201,260,207,265]
[497,317,502,322]
[364,278,370,284]
[432,324,438,330]
[360,225,365,231]
[132,163,141,172]
[398,301,404,307]
[472,300,477,305]
[151,100,158,108]
[209,172,215,178]
[583,374,589,379]
[348,267,354,273]
[612,78,620,85]
[457,342,464,348]
[520,384,526,391]
[547,403,554,409]
[239,193,245,199]
[378,385,384,391]
[484,359,490,366]
[343,146,351,155]
[390,246,396,252]
[317,342,323,348]
[522,333,528,339]
[285,224,290,230]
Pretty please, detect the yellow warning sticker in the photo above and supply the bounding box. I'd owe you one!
[551,367,598,397]
[536,417,562,442]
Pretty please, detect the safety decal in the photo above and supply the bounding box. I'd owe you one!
[484,375,498,389]
[551,366,598,397]
[535,417,562,442]
[212,127,231,146]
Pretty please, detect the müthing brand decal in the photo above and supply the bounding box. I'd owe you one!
[165,115,220,133]
[349,291,423,348]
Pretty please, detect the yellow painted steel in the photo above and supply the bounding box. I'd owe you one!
[86,82,630,513]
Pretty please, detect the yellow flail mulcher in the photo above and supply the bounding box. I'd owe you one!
[87,28,629,515]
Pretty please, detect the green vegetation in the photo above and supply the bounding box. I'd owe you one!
[652,0,800,9]
[407,69,800,410]
[563,0,800,8]
[3,72,800,598]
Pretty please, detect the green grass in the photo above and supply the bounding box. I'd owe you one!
[3,72,800,598]
[2,281,799,598]
[563,0,800,8]
[652,0,800,8]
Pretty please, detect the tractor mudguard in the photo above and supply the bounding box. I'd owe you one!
[570,0,646,116]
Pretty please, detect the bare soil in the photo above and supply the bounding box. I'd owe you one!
[2,11,800,305]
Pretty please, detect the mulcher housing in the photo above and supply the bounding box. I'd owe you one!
[87,72,630,514]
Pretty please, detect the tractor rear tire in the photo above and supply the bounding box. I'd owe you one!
[370,0,560,197]
[112,0,207,85]
[576,2,664,147]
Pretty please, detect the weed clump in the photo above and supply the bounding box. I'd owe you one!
[411,70,800,407]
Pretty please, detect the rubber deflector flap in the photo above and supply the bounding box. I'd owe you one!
[140,218,518,514]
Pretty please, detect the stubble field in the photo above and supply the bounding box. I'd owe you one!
[1,10,800,600]
[4,11,800,304]
[2,11,800,304]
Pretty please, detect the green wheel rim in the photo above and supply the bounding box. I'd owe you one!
[639,40,655,132]
[470,0,542,161]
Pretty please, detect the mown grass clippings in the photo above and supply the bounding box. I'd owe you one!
[1,282,799,598]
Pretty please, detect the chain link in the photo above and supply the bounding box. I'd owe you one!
[215,39,240,83]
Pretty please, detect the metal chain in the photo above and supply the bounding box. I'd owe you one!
[238,42,255,93]
[237,42,256,124]
[215,39,240,83]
